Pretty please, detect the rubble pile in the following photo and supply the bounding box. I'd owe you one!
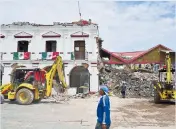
[100,67,158,98]
[69,93,92,99]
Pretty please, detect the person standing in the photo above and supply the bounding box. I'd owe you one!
[121,81,126,98]
[95,85,111,129]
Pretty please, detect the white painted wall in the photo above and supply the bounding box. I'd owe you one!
[2,66,12,84]
[89,65,99,92]
[1,24,98,62]
[1,22,99,92]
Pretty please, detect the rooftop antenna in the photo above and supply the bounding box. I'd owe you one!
[78,1,84,35]
[78,1,82,21]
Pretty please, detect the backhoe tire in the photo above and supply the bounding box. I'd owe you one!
[154,89,160,104]
[16,88,34,105]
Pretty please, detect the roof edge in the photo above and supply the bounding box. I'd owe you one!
[129,44,173,63]
[101,48,127,63]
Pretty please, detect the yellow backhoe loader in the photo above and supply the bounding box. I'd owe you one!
[153,51,176,103]
[0,56,67,105]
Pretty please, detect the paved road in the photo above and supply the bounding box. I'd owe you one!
[0,97,176,129]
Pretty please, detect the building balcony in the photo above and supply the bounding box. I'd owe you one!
[0,51,97,62]
[0,52,61,61]
[1,52,32,61]
[71,52,88,61]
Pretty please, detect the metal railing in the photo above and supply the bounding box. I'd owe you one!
[0,52,90,61]
[74,51,88,60]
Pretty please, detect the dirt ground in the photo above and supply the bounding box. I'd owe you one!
[0,96,176,129]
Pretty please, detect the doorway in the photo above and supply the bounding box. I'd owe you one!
[74,40,85,60]
[70,66,90,93]
[17,41,29,52]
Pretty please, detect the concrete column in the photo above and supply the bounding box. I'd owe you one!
[2,66,11,85]
[90,73,99,92]
[89,65,99,92]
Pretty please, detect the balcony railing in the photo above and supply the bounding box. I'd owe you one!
[13,52,31,60]
[71,52,88,60]
[0,51,92,61]
[0,52,32,60]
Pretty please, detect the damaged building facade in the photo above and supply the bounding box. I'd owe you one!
[0,21,99,93]
[101,44,175,71]
[99,45,175,98]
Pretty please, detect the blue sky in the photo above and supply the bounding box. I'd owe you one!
[0,0,175,52]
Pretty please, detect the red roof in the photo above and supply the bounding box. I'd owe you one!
[101,48,127,63]
[102,44,173,64]
[113,51,146,60]
[129,44,173,63]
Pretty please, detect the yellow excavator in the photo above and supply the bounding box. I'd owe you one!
[153,51,176,103]
[0,56,67,105]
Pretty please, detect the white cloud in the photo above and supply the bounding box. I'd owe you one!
[0,0,175,52]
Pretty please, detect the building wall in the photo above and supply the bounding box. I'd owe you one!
[0,22,99,92]
[1,24,98,61]
[132,46,170,64]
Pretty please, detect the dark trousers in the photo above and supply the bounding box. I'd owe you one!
[121,91,126,98]
[95,122,110,129]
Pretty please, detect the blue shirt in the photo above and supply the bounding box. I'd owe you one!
[97,95,111,125]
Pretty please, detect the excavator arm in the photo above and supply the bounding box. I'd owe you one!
[160,50,175,84]
[165,52,172,84]
[45,56,67,97]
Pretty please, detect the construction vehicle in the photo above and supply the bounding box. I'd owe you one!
[0,56,67,105]
[153,51,176,103]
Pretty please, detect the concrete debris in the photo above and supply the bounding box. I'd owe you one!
[100,66,158,98]
[67,92,99,99]
[45,87,70,103]
[69,93,89,99]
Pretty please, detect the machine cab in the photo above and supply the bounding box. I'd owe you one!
[10,68,46,90]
